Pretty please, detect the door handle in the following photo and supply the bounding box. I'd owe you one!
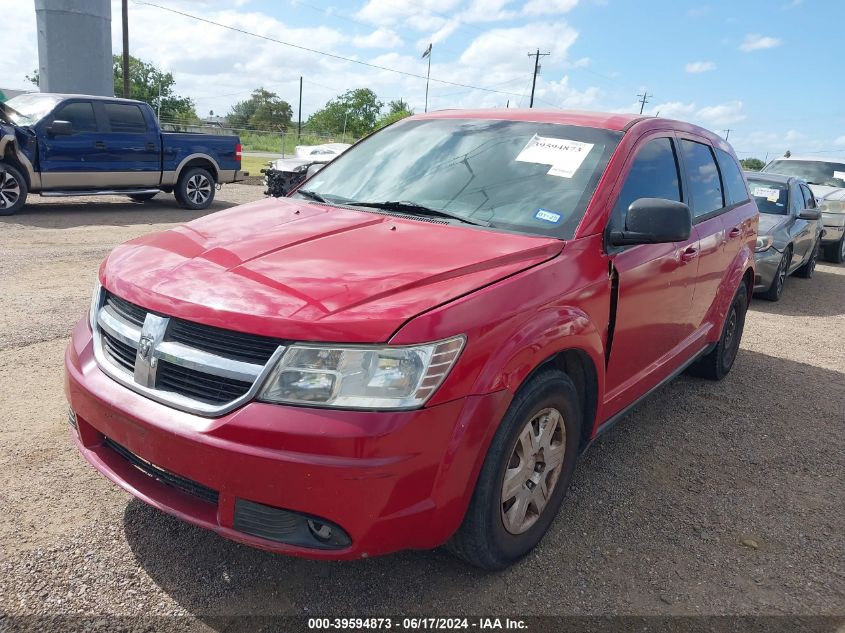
[145,142,156,151]
[728,227,741,238]
[94,141,106,149]
[680,247,699,263]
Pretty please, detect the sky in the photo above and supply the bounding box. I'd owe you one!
[1,0,842,159]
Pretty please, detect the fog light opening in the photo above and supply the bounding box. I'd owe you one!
[307,519,333,543]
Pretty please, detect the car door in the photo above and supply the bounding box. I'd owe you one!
[38,99,110,189]
[790,183,815,268]
[98,101,161,187]
[604,135,701,406]
[676,136,731,330]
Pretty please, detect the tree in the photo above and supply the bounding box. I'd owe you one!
[227,88,292,131]
[375,99,413,130]
[306,88,383,138]
[740,158,765,171]
[784,150,791,158]
[26,70,39,87]
[112,56,198,123]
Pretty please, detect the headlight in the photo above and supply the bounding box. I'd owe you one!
[89,281,103,330]
[755,236,774,252]
[258,336,465,409]
[820,200,845,213]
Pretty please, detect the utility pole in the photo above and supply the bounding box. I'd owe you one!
[723,129,732,141]
[422,43,433,112]
[298,76,302,141]
[636,91,650,114]
[121,0,130,98]
[528,49,550,108]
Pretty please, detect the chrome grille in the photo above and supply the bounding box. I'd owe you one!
[92,289,286,416]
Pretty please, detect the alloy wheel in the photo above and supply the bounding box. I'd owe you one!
[775,254,788,297]
[0,170,21,210]
[501,407,566,535]
[186,174,212,205]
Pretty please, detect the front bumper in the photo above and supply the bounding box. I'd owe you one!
[64,318,510,559]
[821,224,843,245]
[753,247,783,292]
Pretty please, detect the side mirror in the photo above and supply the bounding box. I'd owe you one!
[47,120,73,136]
[798,208,820,220]
[305,163,324,178]
[609,198,693,247]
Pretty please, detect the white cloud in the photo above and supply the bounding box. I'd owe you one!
[523,0,579,16]
[357,0,461,27]
[352,28,403,49]
[685,61,716,73]
[835,135,845,146]
[740,33,782,52]
[696,101,746,126]
[460,21,578,71]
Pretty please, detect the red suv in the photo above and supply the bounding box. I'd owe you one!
[65,110,758,569]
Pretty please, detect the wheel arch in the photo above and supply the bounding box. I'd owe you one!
[175,154,220,184]
[1,138,34,190]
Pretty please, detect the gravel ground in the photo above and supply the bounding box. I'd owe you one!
[0,187,843,628]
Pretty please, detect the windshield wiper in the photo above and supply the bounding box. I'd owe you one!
[345,200,489,227]
[294,189,328,203]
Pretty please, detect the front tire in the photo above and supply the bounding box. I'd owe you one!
[824,236,845,264]
[795,242,818,278]
[175,167,215,210]
[447,369,581,570]
[687,283,748,381]
[0,163,28,216]
[760,249,790,302]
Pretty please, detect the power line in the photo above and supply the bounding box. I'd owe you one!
[132,0,532,99]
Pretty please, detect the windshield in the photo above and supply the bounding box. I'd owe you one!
[764,159,845,188]
[747,179,788,215]
[298,118,622,239]
[3,93,62,125]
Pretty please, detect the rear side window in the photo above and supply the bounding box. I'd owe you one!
[715,148,749,205]
[611,137,681,230]
[680,139,724,218]
[53,102,98,133]
[104,103,147,134]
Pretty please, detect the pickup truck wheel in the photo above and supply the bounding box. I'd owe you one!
[687,284,748,381]
[825,236,845,264]
[128,193,157,202]
[0,163,27,216]
[175,167,215,210]
[446,369,581,570]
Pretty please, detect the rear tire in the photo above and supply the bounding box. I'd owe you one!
[175,167,215,210]
[128,192,157,202]
[0,163,28,216]
[687,283,748,381]
[447,369,581,570]
[795,242,818,278]
[824,236,845,264]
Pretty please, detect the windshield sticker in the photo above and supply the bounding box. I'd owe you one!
[834,171,845,180]
[516,135,594,178]
[752,186,780,203]
[534,208,562,223]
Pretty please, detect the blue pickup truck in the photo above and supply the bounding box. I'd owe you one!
[0,93,246,215]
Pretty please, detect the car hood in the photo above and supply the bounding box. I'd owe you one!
[808,184,845,202]
[101,197,564,343]
[758,214,788,236]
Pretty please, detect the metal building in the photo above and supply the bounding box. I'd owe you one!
[35,0,113,97]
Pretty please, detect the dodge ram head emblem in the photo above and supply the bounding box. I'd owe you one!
[138,336,154,361]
